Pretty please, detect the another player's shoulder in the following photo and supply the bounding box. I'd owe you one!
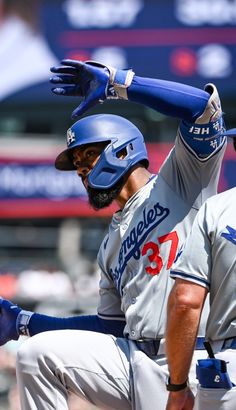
[207,187,236,203]
[204,187,236,214]
[218,186,236,199]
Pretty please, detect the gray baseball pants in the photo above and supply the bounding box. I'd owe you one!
[16,330,131,410]
[16,330,204,410]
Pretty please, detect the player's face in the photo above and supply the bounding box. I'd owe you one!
[72,143,124,210]
[72,143,106,189]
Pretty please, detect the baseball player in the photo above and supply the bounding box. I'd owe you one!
[165,131,236,410]
[0,60,229,410]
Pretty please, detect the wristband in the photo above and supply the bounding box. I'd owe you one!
[166,377,189,392]
[16,310,34,337]
[110,68,135,99]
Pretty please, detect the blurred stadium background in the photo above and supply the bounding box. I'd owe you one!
[0,0,235,408]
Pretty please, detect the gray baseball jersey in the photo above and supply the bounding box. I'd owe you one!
[170,187,236,342]
[14,85,228,410]
[97,131,226,340]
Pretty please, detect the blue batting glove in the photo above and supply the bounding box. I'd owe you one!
[50,59,135,118]
[0,298,21,345]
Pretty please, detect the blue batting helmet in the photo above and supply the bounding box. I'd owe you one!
[55,114,149,189]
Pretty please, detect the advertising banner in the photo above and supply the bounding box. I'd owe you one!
[0,142,234,218]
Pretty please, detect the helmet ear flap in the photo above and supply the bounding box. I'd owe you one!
[88,135,148,189]
[88,142,130,189]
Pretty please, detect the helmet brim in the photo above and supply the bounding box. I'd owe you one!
[55,147,76,171]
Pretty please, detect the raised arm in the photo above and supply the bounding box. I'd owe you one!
[50,59,209,121]
[50,60,225,158]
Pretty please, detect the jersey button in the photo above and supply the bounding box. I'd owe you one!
[131,330,135,337]
[131,298,136,304]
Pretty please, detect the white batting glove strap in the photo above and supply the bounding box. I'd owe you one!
[107,65,135,100]
[16,310,34,337]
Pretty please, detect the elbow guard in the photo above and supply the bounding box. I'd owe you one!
[179,83,226,157]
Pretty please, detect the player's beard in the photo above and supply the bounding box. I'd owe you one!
[87,178,124,210]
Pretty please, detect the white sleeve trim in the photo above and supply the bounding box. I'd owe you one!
[97,313,126,322]
[170,270,210,289]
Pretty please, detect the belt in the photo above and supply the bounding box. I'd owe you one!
[135,339,161,357]
[220,337,236,350]
[135,337,236,358]
[202,337,236,354]
[135,337,206,357]
[195,337,205,350]
[192,337,236,351]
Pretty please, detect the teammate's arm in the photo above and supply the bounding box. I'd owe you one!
[165,202,211,409]
[165,279,208,410]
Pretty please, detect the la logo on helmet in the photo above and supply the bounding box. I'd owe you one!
[67,128,76,146]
